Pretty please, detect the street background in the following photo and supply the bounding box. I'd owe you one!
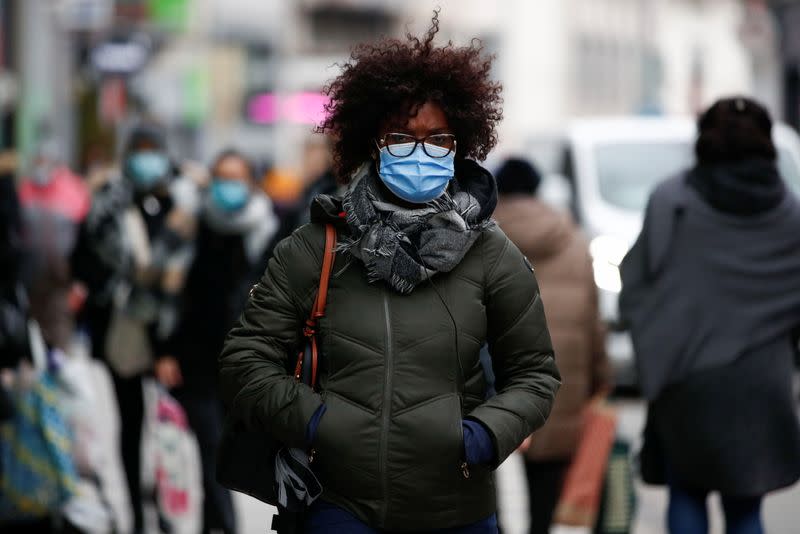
[2,1,800,533]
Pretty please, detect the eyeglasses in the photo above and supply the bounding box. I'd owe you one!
[377,133,457,158]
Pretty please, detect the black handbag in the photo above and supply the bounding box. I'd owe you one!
[216,223,337,507]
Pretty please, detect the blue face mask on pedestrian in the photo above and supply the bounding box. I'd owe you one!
[211,179,250,212]
[125,151,170,190]
[377,142,455,204]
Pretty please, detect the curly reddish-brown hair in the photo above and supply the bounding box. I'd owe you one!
[318,11,503,183]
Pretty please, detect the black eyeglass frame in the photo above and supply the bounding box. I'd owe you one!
[376,133,457,158]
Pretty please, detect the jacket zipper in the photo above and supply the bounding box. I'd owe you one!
[378,290,394,522]
[435,277,467,479]
[457,396,470,479]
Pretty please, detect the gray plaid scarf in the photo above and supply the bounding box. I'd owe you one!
[340,160,497,294]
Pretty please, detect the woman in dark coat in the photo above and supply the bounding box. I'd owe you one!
[161,150,279,534]
[620,97,800,534]
[218,13,560,534]
[72,123,198,533]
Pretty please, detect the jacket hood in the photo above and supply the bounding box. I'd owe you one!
[493,195,574,261]
[453,158,498,223]
[310,194,346,225]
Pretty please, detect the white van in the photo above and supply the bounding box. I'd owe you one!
[528,117,800,389]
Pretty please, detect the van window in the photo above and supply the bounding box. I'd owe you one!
[595,142,693,212]
[594,142,800,213]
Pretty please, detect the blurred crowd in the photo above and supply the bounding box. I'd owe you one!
[0,121,343,533]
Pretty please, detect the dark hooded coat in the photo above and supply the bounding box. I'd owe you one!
[494,196,608,461]
[620,172,800,496]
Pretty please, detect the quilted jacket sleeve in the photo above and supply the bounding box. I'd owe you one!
[467,226,561,466]
[218,226,324,449]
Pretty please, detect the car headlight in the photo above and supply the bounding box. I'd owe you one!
[589,235,628,293]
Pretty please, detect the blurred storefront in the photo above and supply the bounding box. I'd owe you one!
[6,0,794,175]
[14,0,77,170]
[401,0,784,152]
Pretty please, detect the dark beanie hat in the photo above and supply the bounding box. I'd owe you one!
[125,122,167,155]
[495,157,542,195]
[695,96,776,165]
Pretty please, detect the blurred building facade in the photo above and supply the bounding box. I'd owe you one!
[2,0,792,175]
[433,0,781,151]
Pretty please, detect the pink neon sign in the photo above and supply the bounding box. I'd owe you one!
[247,92,330,125]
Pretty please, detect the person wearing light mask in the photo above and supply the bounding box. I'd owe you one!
[218,12,559,534]
[71,122,199,534]
[124,137,171,193]
[159,150,277,534]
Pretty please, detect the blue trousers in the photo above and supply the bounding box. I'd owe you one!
[304,500,498,534]
[667,484,763,534]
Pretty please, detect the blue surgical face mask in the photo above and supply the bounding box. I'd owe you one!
[211,179,250,213]
[377,143,455,204]
[125,151,169,190]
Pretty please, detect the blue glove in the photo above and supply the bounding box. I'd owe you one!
[306,404,327,449]
[462,419,496,466]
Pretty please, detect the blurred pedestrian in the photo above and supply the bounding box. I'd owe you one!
[0,156,27,407]
[218,12,560,534]
[163,149,280,534]
[71,122,198,533]
[261,167,305,219]
[18,140,90,351]
[493,157,609,534]
[3,145,116,533]
[620,97,800,534]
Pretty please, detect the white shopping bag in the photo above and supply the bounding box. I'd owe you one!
[141,379,203,534]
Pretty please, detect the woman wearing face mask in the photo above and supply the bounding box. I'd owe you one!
[162,150,278,534]
[219,13,560,534]
[72,122,198,534]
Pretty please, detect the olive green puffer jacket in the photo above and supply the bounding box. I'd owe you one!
[219,199,560,531]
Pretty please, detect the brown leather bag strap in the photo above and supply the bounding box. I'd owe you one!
[312,223,337,320]
[297,223,336,389]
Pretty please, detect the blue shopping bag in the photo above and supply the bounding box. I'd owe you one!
[0,370,78,520]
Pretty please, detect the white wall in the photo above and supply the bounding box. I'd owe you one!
[655,0,751,115]
[497,0,569,151]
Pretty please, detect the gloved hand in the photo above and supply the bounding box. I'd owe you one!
[306,404,327,449]
[462,419,495,466]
